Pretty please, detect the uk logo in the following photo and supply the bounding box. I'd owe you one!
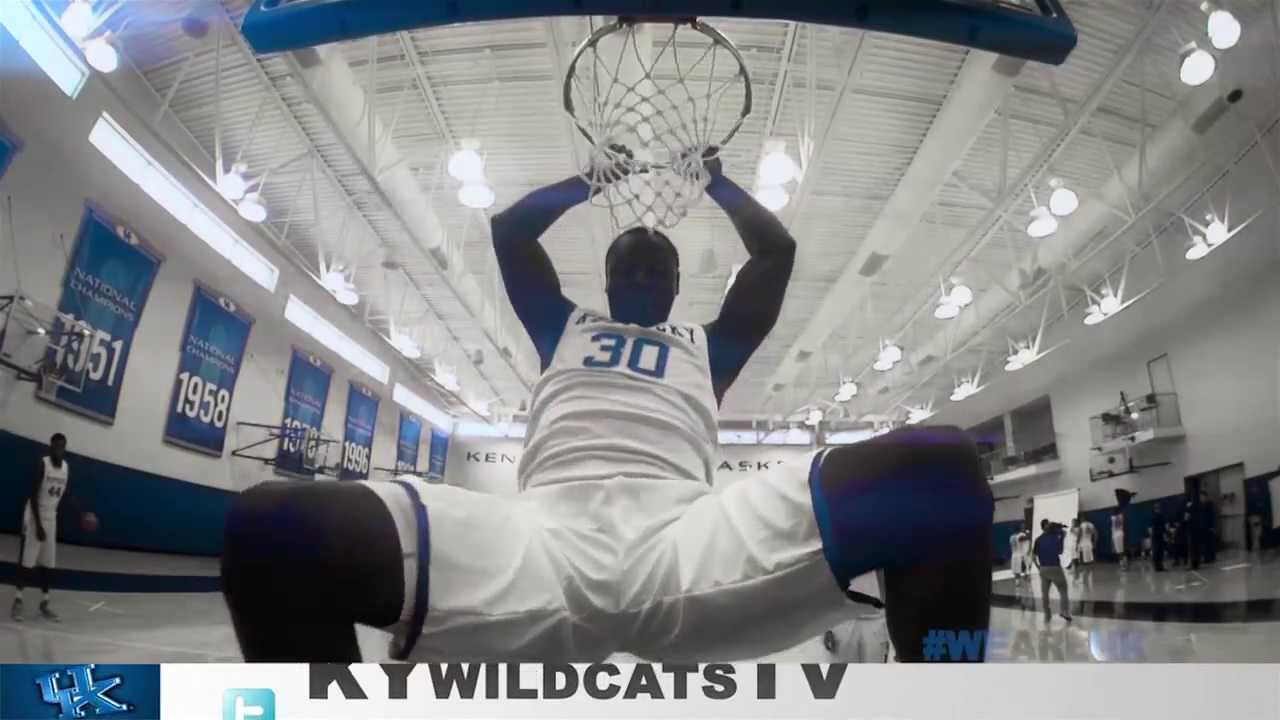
[36,665,132,718]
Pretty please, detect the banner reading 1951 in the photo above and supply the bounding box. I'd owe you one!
[339,381,379,480]
[163,285,254,456]
[276,348,332,479]
[396,412,423,474]
[42,205,162,423]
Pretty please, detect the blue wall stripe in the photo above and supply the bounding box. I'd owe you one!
[0,430,233,556]
[0,561,219,593]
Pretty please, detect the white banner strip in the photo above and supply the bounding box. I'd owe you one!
[163,663,1279,719]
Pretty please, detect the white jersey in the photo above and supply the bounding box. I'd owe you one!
[31,456,69,526]
[520,308,718,489]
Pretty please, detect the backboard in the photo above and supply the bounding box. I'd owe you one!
[0,294,91,396]
[242,0,1076,65]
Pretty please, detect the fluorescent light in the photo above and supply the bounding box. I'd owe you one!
[393,383,454,434]
[949,283,974,307]
[83,35,117,73]
[0,0,90,98]
[88,113,280,292]
[456,421,526,439]
[934,300,961,320]
[873,357,895,372]
[284,295,390,384]
[1099,291,1121,316]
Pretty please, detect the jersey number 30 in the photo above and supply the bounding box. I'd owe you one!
[583,333,669,379]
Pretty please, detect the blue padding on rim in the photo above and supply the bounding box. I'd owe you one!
[390,480,431,661]
[242,0,1076,65]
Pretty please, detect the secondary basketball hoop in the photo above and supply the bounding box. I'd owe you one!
[564,17,752,229]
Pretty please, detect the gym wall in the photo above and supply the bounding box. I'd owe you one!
[0,46,435,555]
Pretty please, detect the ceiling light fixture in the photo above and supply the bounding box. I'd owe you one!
[1048,178,1079,217]
[458,183,495,210]
[60,0,95,40]
[1205,214,1229,246]
[833,378,859,403]
[1205,6,1241,50]
[758,139,799,187]
[1185,234,1211,261]
[754,184,790,212]
[236,191,267,223]
[448,139,486,183]
[1179,42,1216,87]
[218,162,249,202]
[804,408,824,427]
[83,34,117,73]
[1026,205,1058,239]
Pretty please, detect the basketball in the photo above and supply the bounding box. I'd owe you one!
[81,512,99,534]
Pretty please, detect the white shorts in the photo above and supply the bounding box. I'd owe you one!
[1112,533,1125,554]
[1011,554,1028,574]
[20,508,55,569]
[360,451,854,662]
[1079,543,1095,564]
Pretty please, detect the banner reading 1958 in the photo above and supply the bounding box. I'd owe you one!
[396,412,423,473]
[42,205,162,423]
[276,348,332,479]
[339,381,379,480]
[164,285,254,456]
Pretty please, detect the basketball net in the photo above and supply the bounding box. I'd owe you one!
[566,19,751,230]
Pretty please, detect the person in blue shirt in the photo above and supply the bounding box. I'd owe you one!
[1032,520,1072,625]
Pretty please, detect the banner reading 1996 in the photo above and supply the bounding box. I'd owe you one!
[164,285,254,456]
[42,205,162,423]
[339,381,379,480]
[276,348,332,479]
[396,412,423,473]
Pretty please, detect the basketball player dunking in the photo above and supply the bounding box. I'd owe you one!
[221,151,994,662]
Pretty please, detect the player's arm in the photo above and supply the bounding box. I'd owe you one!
[703,159,797,402]
[490,177,591,370]
[1031,537,1041,567]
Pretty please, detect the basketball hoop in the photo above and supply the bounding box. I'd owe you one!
[564,18,752,229]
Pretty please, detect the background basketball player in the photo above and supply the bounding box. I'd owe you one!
[221,150,993,663]
[11,433,91,622]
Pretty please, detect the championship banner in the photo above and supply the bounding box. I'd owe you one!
[153,663,1271,719]
[339,381,379,480]
[42,204,162,423]
[0,124,19,182]
[276,347,333,479]
[428,426,449,478]
[163,284,254,456]
[396,411,423,473]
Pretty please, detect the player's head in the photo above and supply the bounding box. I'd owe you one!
[1039,519,1049,531]
[605,226,679,327]
[49,433,66,460]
